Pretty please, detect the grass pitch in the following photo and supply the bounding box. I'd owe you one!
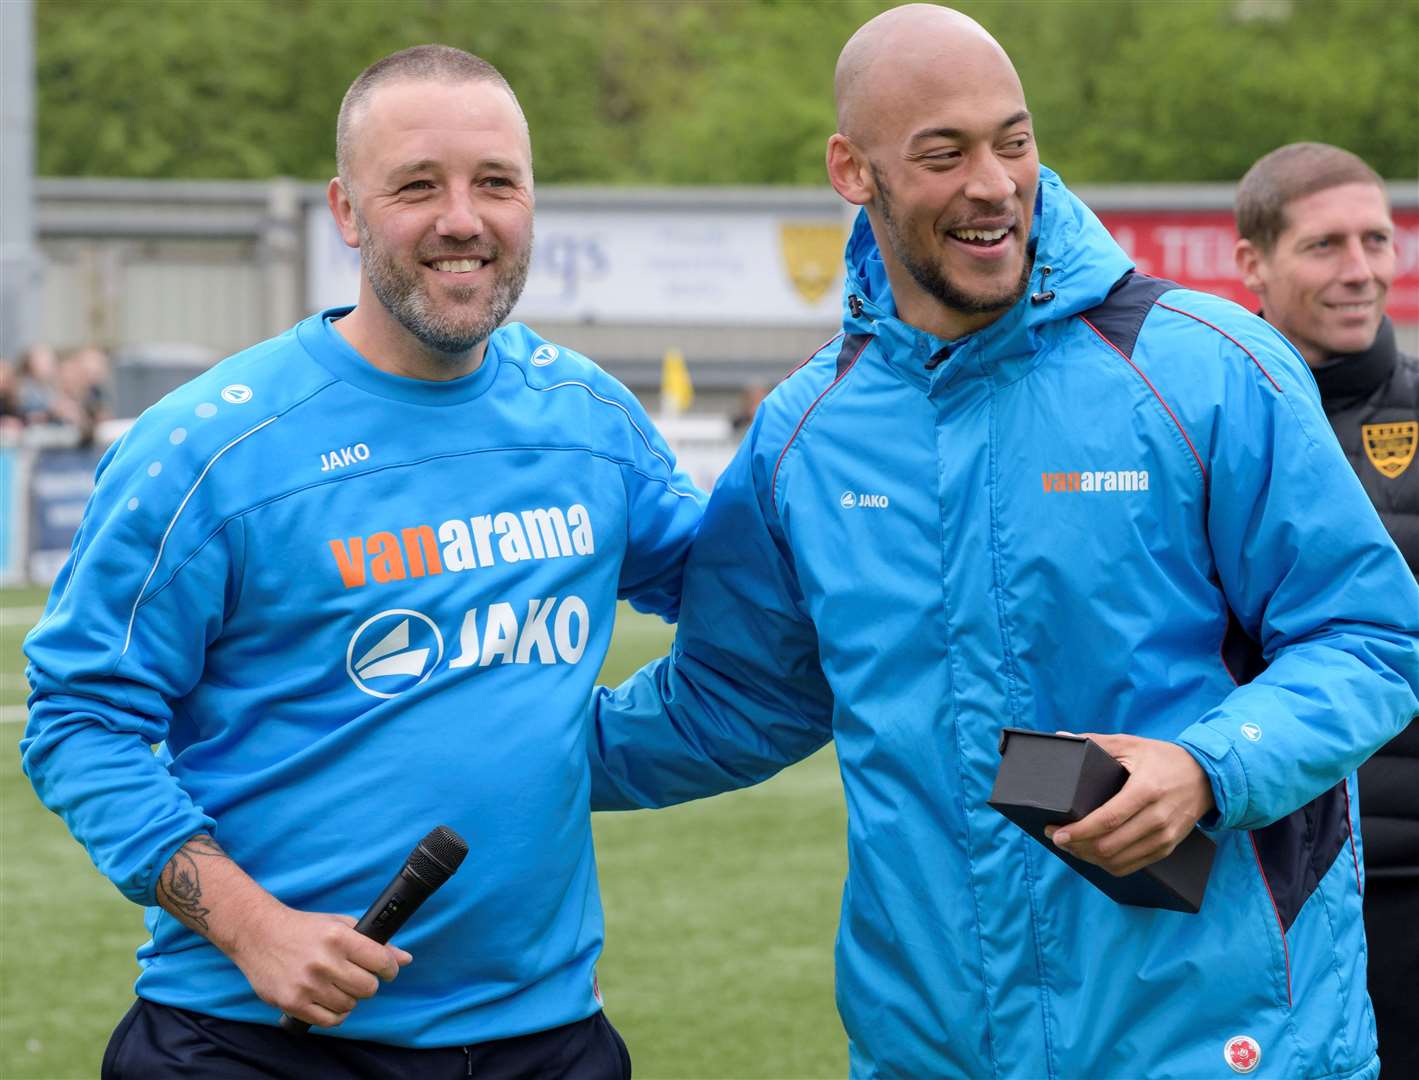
[1,589,847,1079]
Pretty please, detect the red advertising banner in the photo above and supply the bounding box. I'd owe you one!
[1094,209,1419,322]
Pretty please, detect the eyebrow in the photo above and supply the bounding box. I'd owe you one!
[385,157,525,183]
[1298,226,1393,245]
[386,160,441,182]
[909,109,1032,144]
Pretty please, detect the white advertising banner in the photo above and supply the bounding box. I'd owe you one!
[306,204,849,326]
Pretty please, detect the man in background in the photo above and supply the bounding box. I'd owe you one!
[23,44,700,1078]
[1236,142,1417,1075]
[590,6,1419,1078]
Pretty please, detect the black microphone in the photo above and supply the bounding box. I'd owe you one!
[278,825,469,1034]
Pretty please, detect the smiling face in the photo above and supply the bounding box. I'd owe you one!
[1236,182,1395,367]
[329,77,533,373]
[828,13,1038,340]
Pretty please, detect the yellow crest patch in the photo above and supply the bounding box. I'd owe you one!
[779,222,845,305]
[1362,420,1418,479]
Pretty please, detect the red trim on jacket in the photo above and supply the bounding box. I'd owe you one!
[771,336,869,513]
[1156,302,1285,394]
[1080,314,1207,480]
[1249,832,1294,1008]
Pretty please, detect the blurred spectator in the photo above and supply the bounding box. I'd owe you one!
[58,346,115,445]
[731,381,769,434]
[1236,141,1417,1078]
[7,342,115,445]
[0,358,24,437]
[16,344,63,426]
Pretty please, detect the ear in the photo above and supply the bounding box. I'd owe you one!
[1234,238,1268,296]
[328,177,361,249]
[826,134,874,206]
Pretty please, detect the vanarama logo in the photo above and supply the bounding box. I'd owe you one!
[1042,469,1150,493]
[328,504,594,589]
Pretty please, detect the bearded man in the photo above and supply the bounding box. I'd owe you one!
[23,45,702,1079]
[589,7,1419,1078]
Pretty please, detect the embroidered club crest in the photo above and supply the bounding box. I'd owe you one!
[1362,420,1417,478]
[779,222,845,306]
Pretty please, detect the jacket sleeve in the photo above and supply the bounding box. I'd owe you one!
[590,410,835,810]
[1174,321,1419,830]
[613,393,708,622]
[20,425,240,905]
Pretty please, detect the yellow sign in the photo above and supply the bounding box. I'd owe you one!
[1362,420,1417,479]
[660,348,694,416]
[779,222,845,306]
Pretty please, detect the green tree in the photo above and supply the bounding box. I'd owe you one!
[35,0,1419,184]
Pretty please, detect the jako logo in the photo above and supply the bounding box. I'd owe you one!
[347,609,444,699]
[531,344,559,366]
[841,491,889,509]
[320,443,371,472]
[448,595,589,668]
[1042,469,1150,493]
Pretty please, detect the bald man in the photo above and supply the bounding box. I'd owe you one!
[590,6,1419,1078]
[23,45,701,1078]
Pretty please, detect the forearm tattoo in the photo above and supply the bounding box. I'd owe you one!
[156,834,231,934]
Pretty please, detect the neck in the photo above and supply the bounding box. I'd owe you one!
[334,288,487,382]
[1307,317,1398,403]
[890,275,1006,341]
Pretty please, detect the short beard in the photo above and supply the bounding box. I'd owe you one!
[871,163,1032,318]
[354,209,531,361]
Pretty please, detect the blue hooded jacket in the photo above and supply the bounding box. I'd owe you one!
[592,168,1419,1079]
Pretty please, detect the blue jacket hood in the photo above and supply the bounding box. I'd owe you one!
[841,165,1135,376]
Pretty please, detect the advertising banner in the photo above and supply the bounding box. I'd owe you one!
[307,206,848,327]
[307,203,1419,327]
[1094,209,1419,322]
[27,446,103,584]
[0,446,23,584]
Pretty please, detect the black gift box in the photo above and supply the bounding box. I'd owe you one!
[987,727,1215,913]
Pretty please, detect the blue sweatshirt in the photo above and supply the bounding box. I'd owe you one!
[22,309,705,1047]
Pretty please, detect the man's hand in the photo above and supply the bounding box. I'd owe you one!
[223,905,412,1028]
[156,835,412,1028]
[1043,734,1215,877]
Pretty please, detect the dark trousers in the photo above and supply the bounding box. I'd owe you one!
[102,998,632,1080]
[1367,875,1419,1077]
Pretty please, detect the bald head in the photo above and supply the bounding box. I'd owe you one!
[835,5,1019,145]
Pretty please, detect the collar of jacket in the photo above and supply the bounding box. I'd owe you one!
[839,165,1134,394]
[1305,316,1398,406]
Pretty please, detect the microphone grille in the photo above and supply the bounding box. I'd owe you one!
[408,825,469,888]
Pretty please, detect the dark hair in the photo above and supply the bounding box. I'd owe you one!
[1236,143,1386,251]
[336,45,521,184]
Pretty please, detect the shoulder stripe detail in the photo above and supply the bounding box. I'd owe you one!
[122,415,278,655]
[526,379,696,499]
[784,332,846,381]
[771,333,870,513]
[1081,314,1206,482]
[1156,301,1284,394]
[1078,271,1180,360]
